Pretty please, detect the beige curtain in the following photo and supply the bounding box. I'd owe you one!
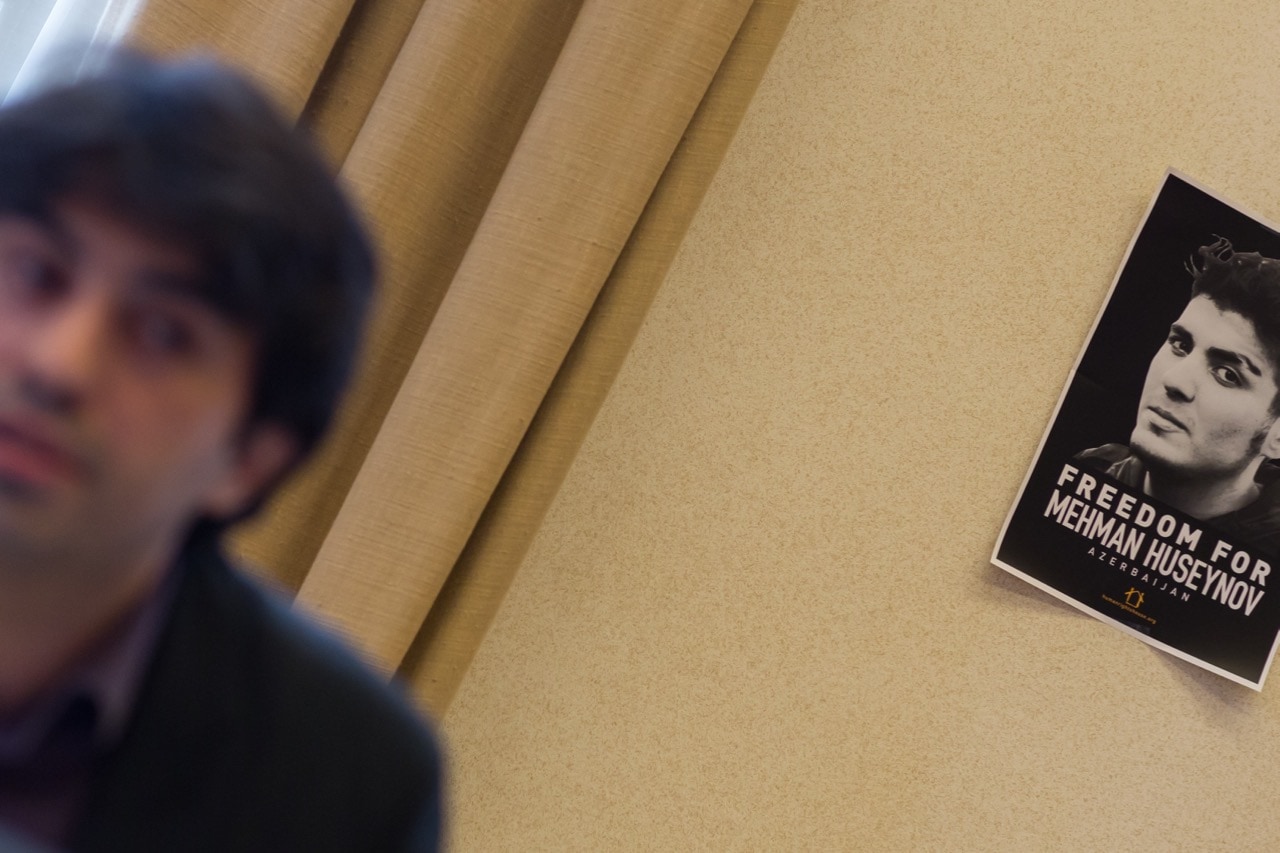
[126,0,798,717]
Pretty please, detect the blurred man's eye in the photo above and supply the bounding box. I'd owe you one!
[0,244,66,303]
[126,306,198,358]
[0,216,68,305]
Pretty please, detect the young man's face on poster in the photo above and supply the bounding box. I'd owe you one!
[1131,294,1280,480]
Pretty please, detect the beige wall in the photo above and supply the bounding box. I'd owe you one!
[441,1,1280,848]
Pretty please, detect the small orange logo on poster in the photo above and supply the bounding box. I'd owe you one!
[1123,588,1144,609]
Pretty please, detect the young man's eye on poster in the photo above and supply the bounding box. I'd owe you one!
[0,49,442,852]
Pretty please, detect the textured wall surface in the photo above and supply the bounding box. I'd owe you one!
[442,1,1280,848]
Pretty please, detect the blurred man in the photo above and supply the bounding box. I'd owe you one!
[0,51,440,851]
[1079,238,1280,552]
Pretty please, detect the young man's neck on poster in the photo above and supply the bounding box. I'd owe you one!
[1143,460,1264,521]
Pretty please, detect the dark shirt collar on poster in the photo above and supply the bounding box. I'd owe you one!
[1077,443,1280,554]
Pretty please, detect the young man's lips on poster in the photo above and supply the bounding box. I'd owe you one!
[0,414,90,488]
[1142,404,1190,434]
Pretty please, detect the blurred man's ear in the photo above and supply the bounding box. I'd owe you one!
[200,423,299,520]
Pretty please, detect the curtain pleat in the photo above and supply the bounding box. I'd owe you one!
[293,0,756,673]
[400,0,801,716]
[231,0,583,592]
[128,0,356,113]
[300,0,429,165]
[124,0,793,696]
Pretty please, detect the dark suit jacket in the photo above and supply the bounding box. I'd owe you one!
[67,535,442,852]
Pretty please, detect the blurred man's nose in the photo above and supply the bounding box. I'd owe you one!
[21,293,110,413]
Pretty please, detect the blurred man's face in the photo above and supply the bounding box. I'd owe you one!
[1131,295,1280,480]
[0,197,282,575]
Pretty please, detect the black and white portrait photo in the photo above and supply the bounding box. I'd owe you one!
[995,172,1280,689]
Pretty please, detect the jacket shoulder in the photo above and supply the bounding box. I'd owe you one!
[75,539,441,852]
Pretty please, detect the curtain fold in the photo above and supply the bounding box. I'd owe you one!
[299,0,431,164]
[234,0,585,592]
[129,0,356,113]
[295,0,755,673]
[400,0,802,716]
[124,0,796,703]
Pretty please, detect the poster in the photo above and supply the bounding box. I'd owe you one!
[993,170,1280,690]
